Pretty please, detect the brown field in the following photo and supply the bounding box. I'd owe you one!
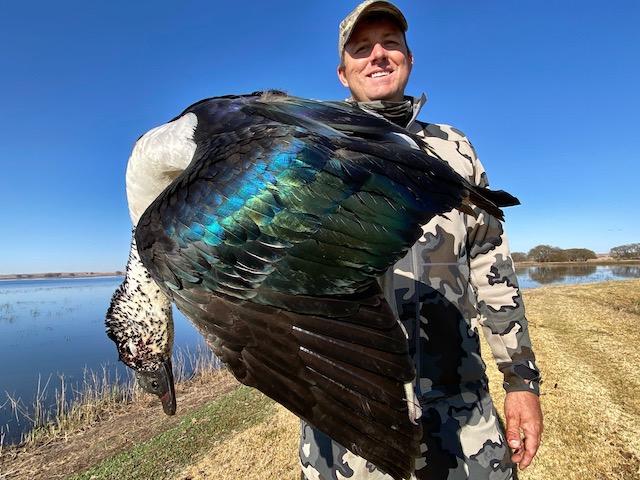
[1,279,639,479]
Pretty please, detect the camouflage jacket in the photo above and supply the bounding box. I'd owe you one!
[376,95,541,402]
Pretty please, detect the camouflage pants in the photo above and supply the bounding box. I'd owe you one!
[299,388,514,480]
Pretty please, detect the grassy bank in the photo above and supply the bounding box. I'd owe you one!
[69,386,276,480]
[2,279,639,479]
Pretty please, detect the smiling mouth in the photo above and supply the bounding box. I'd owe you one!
[370,71,391,78]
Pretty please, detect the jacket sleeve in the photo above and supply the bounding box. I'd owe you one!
[463,139,542,395]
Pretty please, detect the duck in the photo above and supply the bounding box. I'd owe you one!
[105,90,519,480]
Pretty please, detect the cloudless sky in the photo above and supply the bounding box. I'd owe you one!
[1,1,639,274]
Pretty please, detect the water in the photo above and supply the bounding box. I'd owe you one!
[0,276,204,444]
[0,264,639,444]
[514,263,640,289]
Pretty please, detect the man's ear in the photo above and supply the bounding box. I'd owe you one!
[337,64,349,88]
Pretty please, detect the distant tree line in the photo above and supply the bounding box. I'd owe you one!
[512,245,597,263]
[609,243,640,260]
[511,242,640,262]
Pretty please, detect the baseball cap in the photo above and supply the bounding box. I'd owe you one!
[338,1,408,58]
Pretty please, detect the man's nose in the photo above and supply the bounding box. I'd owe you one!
[370,43,388,61]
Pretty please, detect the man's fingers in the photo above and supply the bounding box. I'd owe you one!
[507,432,521,450]
[510,429,541,470]
[521,429,541,469]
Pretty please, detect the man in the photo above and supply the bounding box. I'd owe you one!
[299,2,543,479]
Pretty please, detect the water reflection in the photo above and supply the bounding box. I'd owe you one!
[515,263,640,289]
[610,265,640,277]
[528,264,596,284]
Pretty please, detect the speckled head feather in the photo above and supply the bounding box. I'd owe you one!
[106,234,174,371]
[105,233,177,414]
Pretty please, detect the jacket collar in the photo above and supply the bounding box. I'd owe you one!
[349,93,427,129]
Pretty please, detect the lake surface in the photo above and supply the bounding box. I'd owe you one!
[1,264,639,444]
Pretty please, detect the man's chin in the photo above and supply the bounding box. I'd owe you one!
[361,85,404,103]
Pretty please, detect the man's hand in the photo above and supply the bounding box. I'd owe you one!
[504,390,543,470]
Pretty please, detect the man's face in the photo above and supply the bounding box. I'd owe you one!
[338,17,413,103]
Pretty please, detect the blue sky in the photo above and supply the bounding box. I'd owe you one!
[1,1,638,274]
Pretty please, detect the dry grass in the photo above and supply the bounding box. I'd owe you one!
[177,403,301,480]
[486,279,640,479]
[1,366,139,454]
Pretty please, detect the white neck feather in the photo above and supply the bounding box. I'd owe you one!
[126,112,198,225]
[122,237,174,361]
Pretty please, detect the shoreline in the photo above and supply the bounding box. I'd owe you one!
[0,271,123,280]
[2,259,638,281]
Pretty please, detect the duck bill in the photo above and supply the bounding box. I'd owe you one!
[138,358,177,415]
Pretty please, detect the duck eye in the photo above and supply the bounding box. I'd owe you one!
[151,380,159,390]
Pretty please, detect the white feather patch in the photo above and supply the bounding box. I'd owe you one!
[126,112,198,225]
